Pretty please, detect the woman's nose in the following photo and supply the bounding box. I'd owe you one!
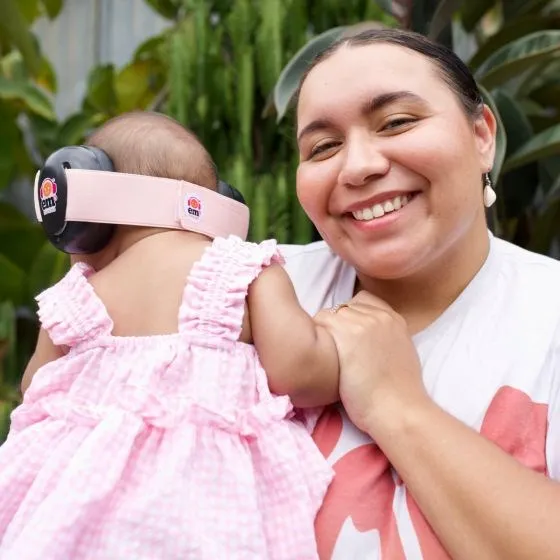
[338,134,390,188]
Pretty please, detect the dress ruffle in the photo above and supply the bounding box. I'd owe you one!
[180,235,284,342]
[35,262,113,346]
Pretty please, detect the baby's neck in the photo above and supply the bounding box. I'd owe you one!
[117,227,210,252]
[84,228,211,271]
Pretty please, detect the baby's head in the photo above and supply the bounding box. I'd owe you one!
[72,112,217,269]
[86,111,217,189]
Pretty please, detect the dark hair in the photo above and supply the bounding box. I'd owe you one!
[297,28,484,119]
[87,111,218,190]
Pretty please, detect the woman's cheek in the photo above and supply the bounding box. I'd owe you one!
[296,165,332,221]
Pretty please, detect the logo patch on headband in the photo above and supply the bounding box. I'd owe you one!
[184,195,202,221]
[39,178,58,215]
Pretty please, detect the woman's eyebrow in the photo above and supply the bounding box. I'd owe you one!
[361,91,428,115]
[297,91,428,145]
[297,119,334,145]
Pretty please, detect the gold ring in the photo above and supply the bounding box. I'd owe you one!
[330,303,350,314]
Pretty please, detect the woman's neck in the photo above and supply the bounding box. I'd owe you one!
[356,227,491,335]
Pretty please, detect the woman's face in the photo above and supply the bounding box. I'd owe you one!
[296,43,496,280]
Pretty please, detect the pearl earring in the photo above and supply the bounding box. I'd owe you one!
[483,173,497,208]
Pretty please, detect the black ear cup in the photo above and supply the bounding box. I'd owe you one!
[36,146,116,254]
[218,180,246,205]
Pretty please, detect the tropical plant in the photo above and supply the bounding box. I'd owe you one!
[0,0,66,441]
[2,0,560,442]
[272,0,560,255]
[0,0,397,441]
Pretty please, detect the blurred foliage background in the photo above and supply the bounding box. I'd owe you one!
[1,0,560,441]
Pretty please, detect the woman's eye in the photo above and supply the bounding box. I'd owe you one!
[310,141,339,158]
[382,117,416,131]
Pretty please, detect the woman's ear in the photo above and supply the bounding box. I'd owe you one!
[474,105,497,172]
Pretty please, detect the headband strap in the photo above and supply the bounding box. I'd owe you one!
[34,169,250,241]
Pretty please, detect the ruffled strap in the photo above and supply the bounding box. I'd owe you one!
[35,262,114,347]
[179,235,284,341]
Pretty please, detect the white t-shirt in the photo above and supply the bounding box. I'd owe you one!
[280,234,560,559]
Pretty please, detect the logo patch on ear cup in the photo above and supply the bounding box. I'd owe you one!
[185,195,202,221]
[39,178,58,215]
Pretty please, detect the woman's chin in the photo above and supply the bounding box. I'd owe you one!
[345,242,431,282]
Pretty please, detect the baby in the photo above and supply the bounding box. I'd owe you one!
[0,112,339,560]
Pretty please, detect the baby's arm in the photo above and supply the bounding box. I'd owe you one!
[248,264,340,408]
[21,328,65,394]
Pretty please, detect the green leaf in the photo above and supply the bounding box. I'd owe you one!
[0,51,28,82]
[251,176,271,241]
[0,0,41,75]
[411,0,449,36]
[460,0,492,32]
[518,98,549,117]
[373,0,393,13]
[84,65,117,115]
[0,400,14,445]
[528,196,560,254]
[503,0,554,20]
[495,91,540,220]
[115,60,163,113]
[133,34,166,62]
[0,301,15,353]
[0,300,17,389]
[0,255,25,304]
[365,0,397,22]
[493,89,533,155]
[0,104,24,189]
[479,85,507,182]
[476,31,560,91]
[469,15,560,70]
[272,26,346,122]
[539,156,560,197]
[41,0,63,19]
[519,57,560,99]
[28,242,69,298]
[18,0,40,23]
[57,112,104,146]
[255,0,284,96]
[0,75,55,120]
[144,0,180,20]
[0,202,45,272]
[503,123,560,172]
[428,0,464,40]
[532,83,560,114]
[36,55,57,93]
[27,113,60,156]
[546,172,560,203]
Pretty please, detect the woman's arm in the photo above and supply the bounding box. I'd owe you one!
[319,290,560,560]
[248,263,340,408]
[370,396,560,560]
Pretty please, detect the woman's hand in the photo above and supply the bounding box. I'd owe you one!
[315,290,428,434]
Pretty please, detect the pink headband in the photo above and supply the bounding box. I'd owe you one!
[33,169,250,241]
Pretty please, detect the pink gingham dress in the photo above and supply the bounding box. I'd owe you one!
[0,235,333,560]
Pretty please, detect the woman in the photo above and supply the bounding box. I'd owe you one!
[282,29,560,559]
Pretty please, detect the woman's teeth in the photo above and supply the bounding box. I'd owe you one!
[351,194,412,221]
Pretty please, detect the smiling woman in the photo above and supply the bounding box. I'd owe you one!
[295,32,495,286]
[280,28,560,560]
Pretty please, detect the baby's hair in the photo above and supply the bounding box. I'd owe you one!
[86,111,218,190]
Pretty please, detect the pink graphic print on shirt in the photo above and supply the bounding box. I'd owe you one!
[313,386,549,559]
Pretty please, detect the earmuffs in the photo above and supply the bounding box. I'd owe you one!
[34,145,249,254]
